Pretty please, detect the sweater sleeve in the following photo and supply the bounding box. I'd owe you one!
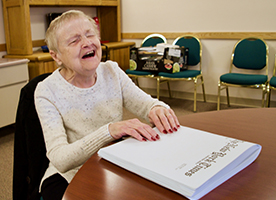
[35,83,114,174]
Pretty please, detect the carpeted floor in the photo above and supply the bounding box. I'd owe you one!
[0,97,247,200]
[0,125,14,200]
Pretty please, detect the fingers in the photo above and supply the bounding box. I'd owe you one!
[167,109,180,130]
[109,119,160,142]
[149,106,180,134]
[108,106,180,143]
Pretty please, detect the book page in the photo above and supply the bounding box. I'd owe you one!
[98,126,261,199]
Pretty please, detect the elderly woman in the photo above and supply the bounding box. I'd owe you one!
[35,10,180,200]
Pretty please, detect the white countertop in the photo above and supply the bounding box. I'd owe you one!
[0,58,29,68]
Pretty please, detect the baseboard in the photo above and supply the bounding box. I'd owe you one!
[141,88,276,108]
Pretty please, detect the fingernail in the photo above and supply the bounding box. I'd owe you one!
[156,134,160,140]
[142,138,147,141]
[169,129,173,133]
[177,125,180,128]
[151,136,156,141]
[173,127,178,132]
[163,130,168,134]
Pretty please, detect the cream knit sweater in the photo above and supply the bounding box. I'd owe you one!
[34,61,169,187]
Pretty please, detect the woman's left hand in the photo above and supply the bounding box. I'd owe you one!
[148,106,180,134]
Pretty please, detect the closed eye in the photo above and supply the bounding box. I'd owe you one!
[68,36,80,45]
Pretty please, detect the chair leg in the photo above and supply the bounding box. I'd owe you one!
[167,81,172,98]
[226,86,230,107]
[193,80,197,112]
[201,76,206,102]
[136,77,140,87]
[267,88,271,107]
[217,81,221,110]
[156,77,160,100]
[261,86,266,107]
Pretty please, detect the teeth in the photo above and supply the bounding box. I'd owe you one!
[85,51,94,56]
[83,50,95,58]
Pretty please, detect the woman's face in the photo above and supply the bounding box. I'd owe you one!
[51,16,102,77]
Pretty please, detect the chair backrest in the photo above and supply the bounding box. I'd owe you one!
[172,35,201,67]
[232,37,268,73]
[13,73,51,200]
[274,54,276,77]
[141,33,167,47]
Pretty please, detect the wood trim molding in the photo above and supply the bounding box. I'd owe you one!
[1,32,276,53]
[122,32,276,40]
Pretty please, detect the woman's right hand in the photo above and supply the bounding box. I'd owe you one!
[108,119,160,142]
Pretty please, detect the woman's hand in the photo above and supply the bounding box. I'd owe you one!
[109,118,160,142]
[148,106,180,134]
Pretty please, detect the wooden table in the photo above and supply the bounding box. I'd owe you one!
[63,108,276,200]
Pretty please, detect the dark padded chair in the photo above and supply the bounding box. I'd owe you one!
[217,37,268,110]
[267,54,276,107]
[13,73,51,200]
[157,35,206,112]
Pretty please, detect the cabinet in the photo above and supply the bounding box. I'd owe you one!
[5,42,135,80]
[0,58,29,128]
[2,0,134,79]
[4,52,58,80]
[2,0,121,55]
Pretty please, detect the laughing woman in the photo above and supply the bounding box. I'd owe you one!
[34,10,180,200]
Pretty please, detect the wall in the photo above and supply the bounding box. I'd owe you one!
[0,0,276,106]
[0,1,5,58]
[120,0,276,106]
[30,7,96,41]
[121,0,276,32]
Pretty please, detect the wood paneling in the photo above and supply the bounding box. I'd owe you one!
[122,32,276,40]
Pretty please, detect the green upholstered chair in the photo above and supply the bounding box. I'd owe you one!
[217,37,269,110]
[267,54,276,107]
[157,35,206,112]
[126,33,167,89]
[141,33,167,47]
[125,70,156,87]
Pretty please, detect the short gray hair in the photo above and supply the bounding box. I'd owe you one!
[45,10,100,53]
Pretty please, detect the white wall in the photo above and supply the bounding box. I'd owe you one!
[121,0,276,105]
[121,0,276,32]
[1,0,276,105]
[0,2,6,58]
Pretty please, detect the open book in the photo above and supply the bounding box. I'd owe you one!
[98,126,262,200]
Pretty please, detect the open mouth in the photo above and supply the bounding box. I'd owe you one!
[82,50,95,59]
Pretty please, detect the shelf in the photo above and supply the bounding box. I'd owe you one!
[29,0,118,6]
[2,0,121,55]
